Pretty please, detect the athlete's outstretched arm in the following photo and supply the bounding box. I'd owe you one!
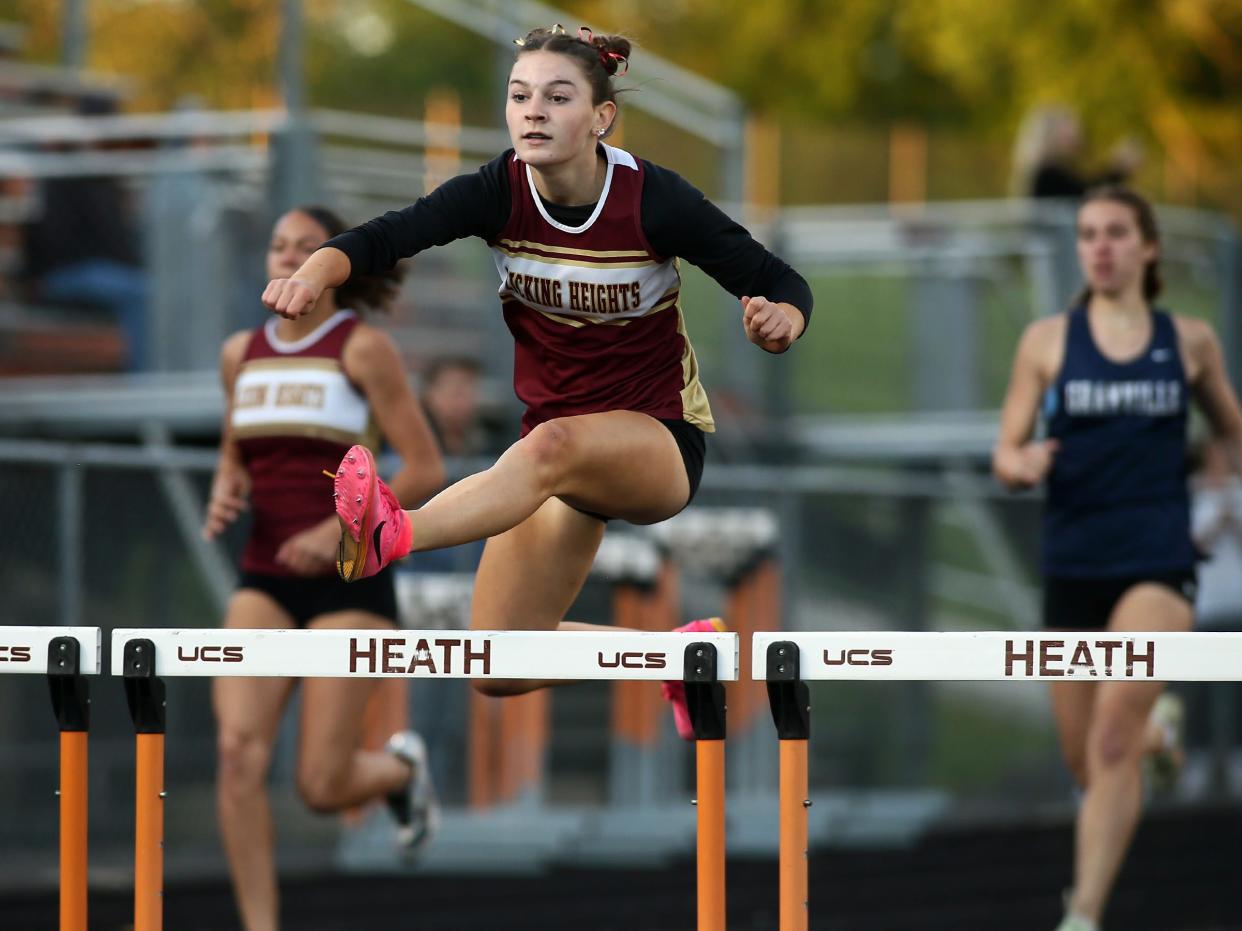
[638,161,813,350]
[262,247,352,320]
[993,319,1060,490]
[264,159,510,320]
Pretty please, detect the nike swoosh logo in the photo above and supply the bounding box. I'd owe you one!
[371,520,387,565]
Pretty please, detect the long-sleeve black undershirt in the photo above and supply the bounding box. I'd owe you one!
[327,150,813,328]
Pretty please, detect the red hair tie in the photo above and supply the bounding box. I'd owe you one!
[602,50,629,76]
[577,26,628,76]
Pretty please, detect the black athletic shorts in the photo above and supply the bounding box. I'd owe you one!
[1042,570,1198,630]
[238,569,400,628]
[569,417,707,523]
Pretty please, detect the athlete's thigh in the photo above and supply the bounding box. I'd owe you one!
[213,589,297,740]
[470,497,605,631]
[298,611,394,773]
[1086,582,1195,744]
[1108,582,1194,635]
[545,410,689,524]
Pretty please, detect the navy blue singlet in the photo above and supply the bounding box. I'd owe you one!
[1042,306,1196,578]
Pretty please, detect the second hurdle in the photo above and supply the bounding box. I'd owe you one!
[756,629,1242,931]
[111,626,739,931]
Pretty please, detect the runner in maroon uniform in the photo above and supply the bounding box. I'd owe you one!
[261,27,813,731]
[205,207,444,931]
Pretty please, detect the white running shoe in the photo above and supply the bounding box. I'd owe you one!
[1054,915,1098,931]
[385,730,439,856]
[1148,691,1186,792]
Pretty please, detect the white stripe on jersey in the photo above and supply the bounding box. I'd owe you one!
[231,360,369,441]
[493,254,680,321]
[263,310,356,353]
[492,144,680,323]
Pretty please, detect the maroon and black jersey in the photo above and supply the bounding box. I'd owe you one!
[491,146,709,433]
[230,311,377,576]
[328,145,813,435]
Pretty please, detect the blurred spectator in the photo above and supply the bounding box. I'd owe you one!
[1193,438,1242,628]
[1010,104,1143,199]
[1188,437,1242,795]
[403,356,492,574]
[421,355,488,457]
[0,176,32,299]
[20,99,149,370]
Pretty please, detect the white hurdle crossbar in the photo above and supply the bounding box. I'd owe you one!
[755,630,1242,931]
[109,628,738,680]
[1,626,101,931]
[753,630,1242,682]
[110,627,739,931]
[2,626,101,674]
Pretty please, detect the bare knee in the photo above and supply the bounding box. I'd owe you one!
[296,764,350,814]
[217,730,273,799]
[1088,719,1139,771]
[518,420,574,488]
[471,678,531,698]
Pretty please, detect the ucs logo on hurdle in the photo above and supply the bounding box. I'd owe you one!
[0,645,32,663]
[177,646,245,663]
[597,651,668,669]
[1005,638,1156,678]
[824,648,892,667]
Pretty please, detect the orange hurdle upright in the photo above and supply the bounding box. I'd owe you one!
[47,636,91,931]
[765,641,810,931]
[684,639,728,931]
[122,639,166,931]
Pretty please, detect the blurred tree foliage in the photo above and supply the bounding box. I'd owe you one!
[2,0,491,115]
[575,0,1240,209]
[3,0,1238,209]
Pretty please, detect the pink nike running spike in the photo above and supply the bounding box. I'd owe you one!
[333,445,413,582]
[661,618,728,741]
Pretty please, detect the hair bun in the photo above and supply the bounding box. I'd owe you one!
[591,34,631,76]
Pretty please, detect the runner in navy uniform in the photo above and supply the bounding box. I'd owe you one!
[993,186,1242,931]
[261,26,813,736]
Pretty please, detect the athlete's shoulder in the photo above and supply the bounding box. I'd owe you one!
[342,320,403,374]
[1016,313,1068,377]
[219,328,253,388]
[344,319,398,356]
[220,328,253,367]
[436,150,512,195]
[1170,312,1222,377]
[482,149,514,174]
[1170,312,1216,349]
[634,158,709,218]
[1022,313,1068,349]
[600,143,639,171]
[636,156,692,188]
